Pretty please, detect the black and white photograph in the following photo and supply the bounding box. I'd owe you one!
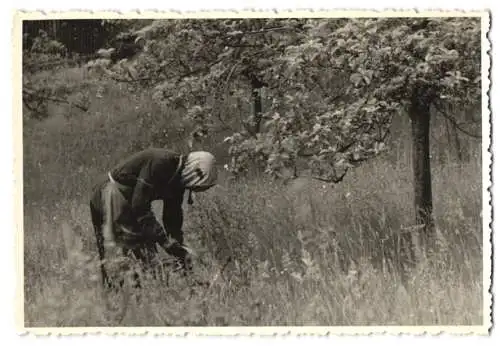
[15,10,491,332]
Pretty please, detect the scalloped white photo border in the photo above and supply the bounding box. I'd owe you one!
[11,9,492,336]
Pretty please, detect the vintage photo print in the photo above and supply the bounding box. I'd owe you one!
[13,9,491,335]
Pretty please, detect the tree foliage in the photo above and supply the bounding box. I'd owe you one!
[89,17,482,182]
[22,20,155,120]
[22,29,91,120]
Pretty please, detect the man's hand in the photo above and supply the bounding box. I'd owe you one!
[162,241,194,274]
[163,241,187,258]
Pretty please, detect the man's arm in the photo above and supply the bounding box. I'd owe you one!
[161,191,185,245]
[158,191,189,263]
[129,164,155,217]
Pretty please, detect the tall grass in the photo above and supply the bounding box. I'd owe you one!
[23,68,483,327]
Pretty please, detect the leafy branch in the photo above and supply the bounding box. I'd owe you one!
[294,170,348,184]
[23,88,89,114]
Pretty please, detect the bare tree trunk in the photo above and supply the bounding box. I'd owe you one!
[409,90,435,257]
[250,79,263,135]
[251,86,262,135]
[52,20,58,39]
[242,68,266,137]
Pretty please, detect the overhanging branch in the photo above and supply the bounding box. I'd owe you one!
[433,102,481,139]
[295,170,348,184]
[23,88,89,112]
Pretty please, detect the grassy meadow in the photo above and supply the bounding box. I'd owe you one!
[22,67,484,327]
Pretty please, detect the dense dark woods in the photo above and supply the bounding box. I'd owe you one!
[22,17,485,327]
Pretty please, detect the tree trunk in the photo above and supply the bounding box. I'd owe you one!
[242,70,267,137]
[409,91,435,258]
[251,80,263,135]
[52,20,58,40]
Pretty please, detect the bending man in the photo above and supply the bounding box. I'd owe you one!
[89,148,217,288]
